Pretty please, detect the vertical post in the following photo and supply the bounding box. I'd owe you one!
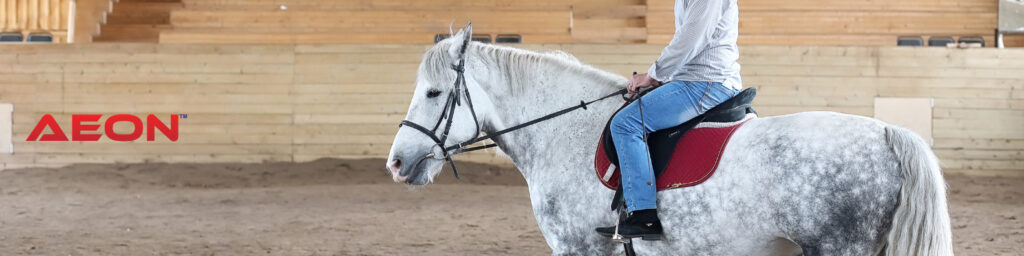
[996,31,1004,49]
[66,0,75,43]
[568,5,573,34]
[0,103,12,154]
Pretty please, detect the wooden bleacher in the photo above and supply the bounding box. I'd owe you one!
[93,0,645,44]
[93,0,183,42]
[162,10,574,43]
[647,0,1002,46]
[90,0,1022,46]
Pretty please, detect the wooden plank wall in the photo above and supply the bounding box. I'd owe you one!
[647,0,1007,47]
[0,44,1021,172]
[0,0,70,42]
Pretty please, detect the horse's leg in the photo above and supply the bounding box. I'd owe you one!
[765,238,803,256]
[794,237,879,256]
[545,234,617,256]
[782,191,894,256]
[525,180,619,256]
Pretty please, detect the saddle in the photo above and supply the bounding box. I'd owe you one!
[594,88,758,210]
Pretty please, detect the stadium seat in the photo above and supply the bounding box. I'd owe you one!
[928,36,955,47]
[434,33,451,43]
[495,34,523,43]
[0,32,23,42]
[26,33,54,43]
[958,36,984,47]
[897,36,924,46]
[471,34,492,43]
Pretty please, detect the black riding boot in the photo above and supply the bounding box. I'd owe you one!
[595,209,663,241]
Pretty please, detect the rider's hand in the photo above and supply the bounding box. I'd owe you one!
[627,73,659,95]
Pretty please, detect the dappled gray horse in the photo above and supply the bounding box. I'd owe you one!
[386,25,953,256]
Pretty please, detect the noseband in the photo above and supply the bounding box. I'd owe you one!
[398,42,628,179]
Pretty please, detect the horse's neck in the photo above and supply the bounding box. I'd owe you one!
[471,52,625,184]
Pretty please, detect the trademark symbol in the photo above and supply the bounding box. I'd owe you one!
[179,114,188,119]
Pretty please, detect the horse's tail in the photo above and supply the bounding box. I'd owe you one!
[884,125,953,256]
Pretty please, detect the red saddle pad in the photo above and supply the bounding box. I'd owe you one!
[594,117,752,191]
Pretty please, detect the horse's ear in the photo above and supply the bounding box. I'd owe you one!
[448,22,473,61]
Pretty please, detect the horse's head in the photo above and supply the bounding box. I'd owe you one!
[385,23,493,185]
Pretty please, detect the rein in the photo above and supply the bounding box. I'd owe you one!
[398,41,627,179]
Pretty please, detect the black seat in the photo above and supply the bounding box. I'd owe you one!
[897,36,924,46]
[26,32,53,43]
[495,34,522,43]
[471,34,492,43]
[928,36,955,47]
[433,34,451,44]
[958,36,984,47]
[0,32,23,42]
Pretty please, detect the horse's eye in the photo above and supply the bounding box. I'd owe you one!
[426,90,442,98]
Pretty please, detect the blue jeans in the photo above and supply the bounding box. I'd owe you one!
[610,81,739,212]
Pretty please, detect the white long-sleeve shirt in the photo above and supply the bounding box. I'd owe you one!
[648,0,742,90]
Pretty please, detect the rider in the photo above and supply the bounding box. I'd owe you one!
[596,0,743,239]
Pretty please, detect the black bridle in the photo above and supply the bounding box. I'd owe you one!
[398,41,627,180]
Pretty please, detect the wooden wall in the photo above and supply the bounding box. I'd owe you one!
[0,44,1021,173]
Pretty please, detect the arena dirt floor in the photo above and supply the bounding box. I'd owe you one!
[0,158,1020,255]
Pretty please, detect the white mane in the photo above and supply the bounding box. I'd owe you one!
[419,40,627,95]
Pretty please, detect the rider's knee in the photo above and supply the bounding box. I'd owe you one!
[610,111,641,135]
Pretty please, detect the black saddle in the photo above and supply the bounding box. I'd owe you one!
[603,87,757,210]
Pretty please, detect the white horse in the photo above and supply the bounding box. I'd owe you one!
[385,25,953,256]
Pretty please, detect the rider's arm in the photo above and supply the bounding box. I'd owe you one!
[647,0,726,82]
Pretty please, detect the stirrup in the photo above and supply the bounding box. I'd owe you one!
[611,208,630,244]
[611,219,629,244]
[612,211,638,256]
[612,233,630,244]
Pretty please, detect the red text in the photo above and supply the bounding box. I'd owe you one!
[27,114,179,142]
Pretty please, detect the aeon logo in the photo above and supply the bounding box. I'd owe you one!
[26,114,182,142]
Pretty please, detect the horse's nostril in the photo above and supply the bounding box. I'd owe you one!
[389,159,403,174]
